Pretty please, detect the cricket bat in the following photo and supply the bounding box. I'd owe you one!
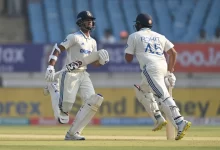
[166,86,176,140]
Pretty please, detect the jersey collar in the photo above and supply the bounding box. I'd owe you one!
[140,28,151,31]
[79,30,91,40]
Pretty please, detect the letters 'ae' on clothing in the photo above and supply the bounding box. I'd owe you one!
[125,28,174,70]
[125,28,174,99]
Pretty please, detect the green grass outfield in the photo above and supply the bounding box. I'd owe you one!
[0,126,220,150]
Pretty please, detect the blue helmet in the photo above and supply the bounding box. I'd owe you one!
[76,11,96,30]
[134,13,153,31]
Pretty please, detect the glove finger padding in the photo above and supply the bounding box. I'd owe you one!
[164,73,176,87]
[99,50,109,59]
[169,74,176,87]
[46,73,54,82]
[45,66,55,82]
[164,76,171,87]
[98,49,109,65]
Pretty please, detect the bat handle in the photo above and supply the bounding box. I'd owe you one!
[168,86,173,96]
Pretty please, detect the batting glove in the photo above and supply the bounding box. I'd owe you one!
[66,61,81,72]
[98,49,109,65]
[45,65,55,82]
[165,71,176,87]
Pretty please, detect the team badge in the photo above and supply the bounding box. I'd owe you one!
[87,11,91,16]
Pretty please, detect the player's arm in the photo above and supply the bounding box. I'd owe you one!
[48,35,76,66]
[45,35,76,82]
[164,39,177,88]
[124,34,135,63]
[65,50,109,73]
[166,48,177,73]
[45,44,65,82]
[164,38,177,73]
[48,44,65,66]
[91,60,102,67]
[125,53,134,63]
[91,45,102,67]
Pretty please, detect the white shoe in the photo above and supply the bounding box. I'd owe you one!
[152,115,167,131]
[175,120,191,140]
[64,132,85,140]
[58,111,69,124]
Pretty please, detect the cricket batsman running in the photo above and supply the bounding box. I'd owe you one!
[44,11,109,140]
[124,13,191,140]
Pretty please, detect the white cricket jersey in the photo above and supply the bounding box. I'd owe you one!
[124,28,174,70]
[60,30,97,70]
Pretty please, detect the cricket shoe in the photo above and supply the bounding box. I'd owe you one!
[58,111,69,124]
[175,120,191,140]
[64,132,85,140]
[152,115,167,131]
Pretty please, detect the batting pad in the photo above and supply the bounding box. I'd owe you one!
[134,86,159,123]
[47,82,60,120]
[157,97,180,129]
[68,94,103,134]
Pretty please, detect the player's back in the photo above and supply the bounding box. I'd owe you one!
[131,28,173,69]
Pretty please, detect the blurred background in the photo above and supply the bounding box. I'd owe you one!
[0,0,220,127]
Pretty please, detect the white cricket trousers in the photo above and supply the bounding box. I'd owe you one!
[141,64,170,99]
[59,71,95,106]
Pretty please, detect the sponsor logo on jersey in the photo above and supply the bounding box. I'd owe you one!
[87,11,92,16]
[80,49,91,54]
[63,39,67,42]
